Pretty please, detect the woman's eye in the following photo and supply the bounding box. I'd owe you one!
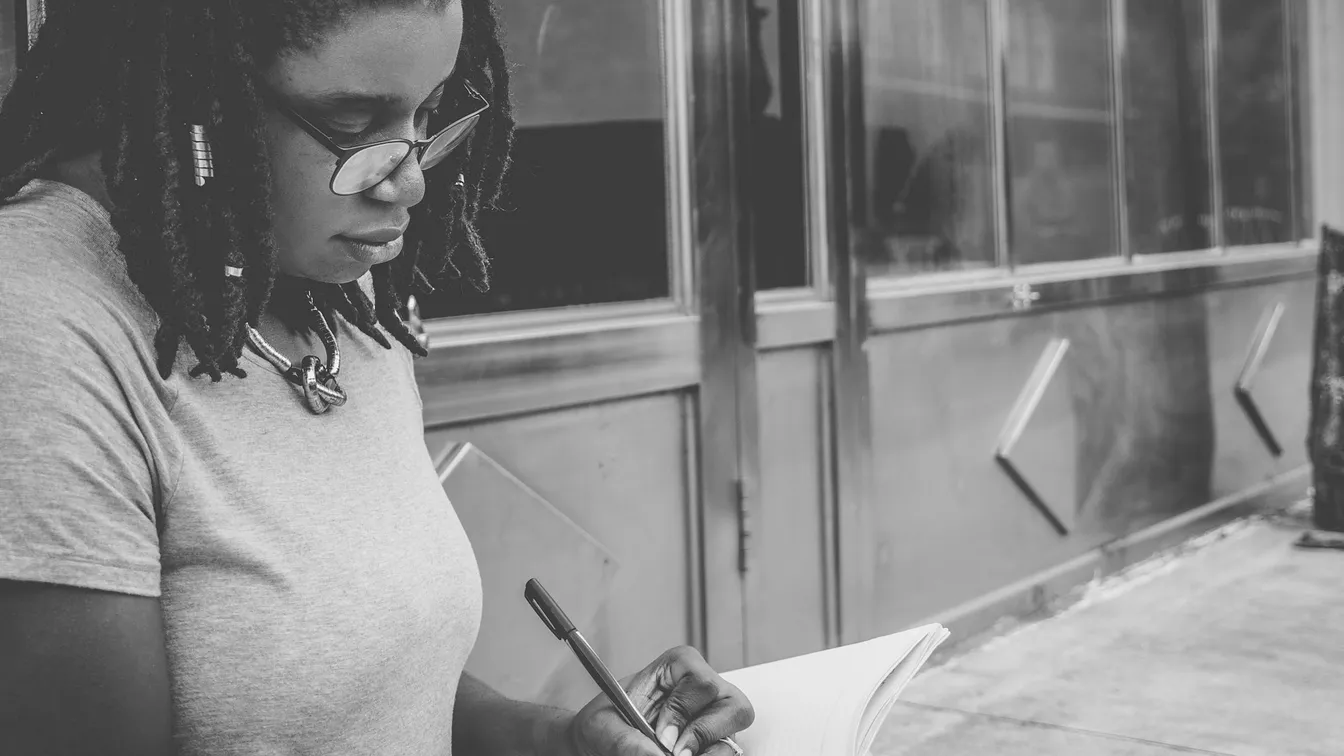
[325,121,374,143]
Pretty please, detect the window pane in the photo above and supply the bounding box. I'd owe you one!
[419,0,668,318]
[861,0,997,277]
[1,0,19,101]
[1007,0,1118,265]
[749,0,809,290]
[1124,0,1212,255]
[1219,0,1293,246]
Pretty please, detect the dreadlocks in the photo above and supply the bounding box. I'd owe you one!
[0,0,514,380]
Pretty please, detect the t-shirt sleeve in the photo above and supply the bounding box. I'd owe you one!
[0,240,166,597]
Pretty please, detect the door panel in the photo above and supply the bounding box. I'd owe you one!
[867,314,1077,629]
[747,346,833,665]
[424,393,696,710]
[440,443,618,704]
[1206,283,1299,498]
[861,291,1225,633]
[1249,278,1313,472]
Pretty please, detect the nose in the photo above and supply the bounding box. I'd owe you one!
[363,146,427,209]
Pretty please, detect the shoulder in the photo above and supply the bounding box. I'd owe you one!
[1,179,142,299]
[0,180,159,364]
[0,179,173,428]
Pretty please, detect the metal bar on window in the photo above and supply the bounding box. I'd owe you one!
[664,0,697,313]
[1204,0,1226,251]
[1282,0,1302,242]
[1111,0,1131,261]
[1296,0,1315,238]
[829,0,877,647]
[989,0,1014,270]
[803,0,833,297]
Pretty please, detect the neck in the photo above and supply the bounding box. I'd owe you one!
[252,278,341,360]
[39,151,115,215]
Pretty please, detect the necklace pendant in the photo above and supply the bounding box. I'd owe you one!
[300,355,347,414]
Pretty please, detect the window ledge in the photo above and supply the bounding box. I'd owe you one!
[422,299,690,349]
[867,244,1317,334]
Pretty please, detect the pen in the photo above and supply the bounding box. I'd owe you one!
[525,578,676,756]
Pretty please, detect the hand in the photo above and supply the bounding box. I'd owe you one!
[566,645,753,756]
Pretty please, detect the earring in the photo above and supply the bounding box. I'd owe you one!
[190,124,215,187]
[455,172,465,189]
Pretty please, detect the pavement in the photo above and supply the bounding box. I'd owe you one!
[872,507,1344,756]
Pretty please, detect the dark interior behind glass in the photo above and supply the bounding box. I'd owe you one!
[419,0,670,318]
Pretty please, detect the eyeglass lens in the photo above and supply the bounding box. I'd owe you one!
[332,114,484,195]
[334,142,412,194]
[422,115,482,169]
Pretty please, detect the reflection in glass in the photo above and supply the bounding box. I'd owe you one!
[420,0,668,318]
[861,0,996,277]
[1,0,19,101]
[1124,0,1212,255]
[749,0,809,290]
[1219,0,1293,246]
[1006,0,1117,265]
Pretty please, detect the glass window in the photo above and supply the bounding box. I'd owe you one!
[1,0,20,101]
[1124,0,1212,255]
[1006,0,1117,266]
[861,0,997,277]
[749,0,809,290]
[419,0,669,318]
[1218,0,1294,246]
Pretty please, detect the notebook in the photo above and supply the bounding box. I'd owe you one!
[720,624,950,756]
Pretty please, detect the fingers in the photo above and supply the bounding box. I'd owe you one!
[643,646,753,756]
[700,738,746,756]
[666,697,752,756]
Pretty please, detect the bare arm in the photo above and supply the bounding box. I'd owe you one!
[0,579,174,756]
[452,672,578,756]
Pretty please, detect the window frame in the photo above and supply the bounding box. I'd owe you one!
[422,0,696,339]
[418,0,1317,340]
[859,0,1315,296]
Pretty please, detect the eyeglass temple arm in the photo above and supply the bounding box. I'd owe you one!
[279,106,352,159]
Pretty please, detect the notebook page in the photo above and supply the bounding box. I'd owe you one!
[855,626,950,755]
[721,625,947,755]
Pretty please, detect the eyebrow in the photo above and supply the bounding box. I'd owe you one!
[295,75,452,112]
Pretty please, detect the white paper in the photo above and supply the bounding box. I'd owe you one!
[720,625,949,756]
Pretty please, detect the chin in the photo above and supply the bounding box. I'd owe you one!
[276,262,372,287]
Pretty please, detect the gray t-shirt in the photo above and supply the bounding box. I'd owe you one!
[0,179,482,755]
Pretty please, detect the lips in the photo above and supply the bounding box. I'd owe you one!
[341,226,406,244]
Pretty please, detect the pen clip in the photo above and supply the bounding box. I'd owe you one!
[525,578,575,640]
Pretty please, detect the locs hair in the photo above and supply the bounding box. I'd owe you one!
[0,0,514,380]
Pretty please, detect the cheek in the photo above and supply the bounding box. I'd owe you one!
[262,116,339,261]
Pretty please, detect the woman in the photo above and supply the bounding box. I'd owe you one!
[0,1,753,754]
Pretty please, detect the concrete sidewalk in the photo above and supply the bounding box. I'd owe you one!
[873,509,1344,756]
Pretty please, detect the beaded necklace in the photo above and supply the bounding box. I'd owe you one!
[244,291,347,414]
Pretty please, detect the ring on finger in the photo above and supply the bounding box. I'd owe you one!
[719,737,744,756]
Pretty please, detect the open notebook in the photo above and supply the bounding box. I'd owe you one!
[720,624,950,756]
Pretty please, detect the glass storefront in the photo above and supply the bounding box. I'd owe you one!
[418,0,672,317]
[859,0,1308,277]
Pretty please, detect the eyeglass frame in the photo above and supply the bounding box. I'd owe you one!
[269,80,490,196]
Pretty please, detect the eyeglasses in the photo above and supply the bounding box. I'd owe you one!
[273,80,490,196]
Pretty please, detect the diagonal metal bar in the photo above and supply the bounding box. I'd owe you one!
[1234,302,1286,458]
[995,337,1073,535]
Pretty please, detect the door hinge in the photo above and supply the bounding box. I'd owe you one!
[735,478,750,574]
